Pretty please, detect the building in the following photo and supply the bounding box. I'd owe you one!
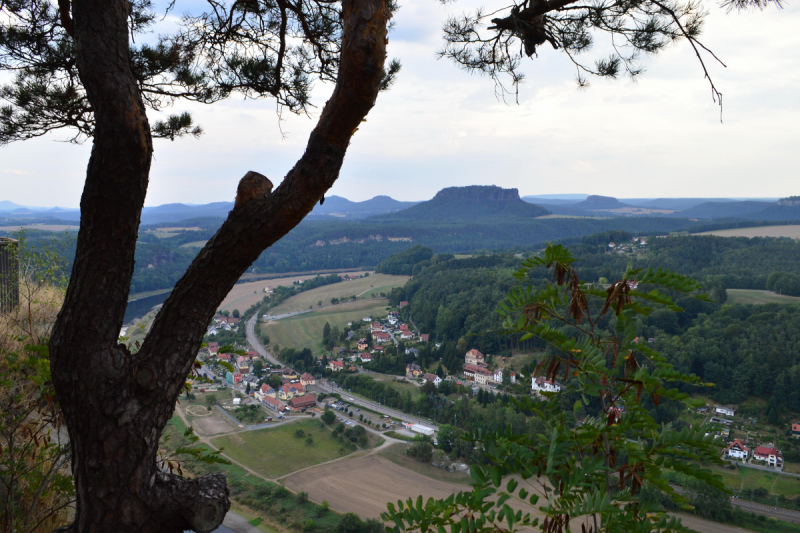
[399,324,409,332]
[419,334,429,342]
[262,396,285,411]
[532,378,561,394]
[493,368,516,384]
[374,332,392,343]
[328,360,344,371]
[792,423,800,439]
[289,394,317,410]
[406,363,423,378]
[727,439,749,460]
[715,405,736,417]
[260,384,277,397]
[406,424,434,436]
[226,371,243,385]
[464,364,492,385]
[753,446,783,467]
[207,342,219,355]
[371,321,381,330]
[400,331,414,340]
[359,353,372,363]
[422,373,442,387]
[281,368,298,379]
[0,237,19,313]
[278,383,305,400]
[357,338,369,351]
[465,349,485,366]
[300,373,316,385]
[399,301,408,307]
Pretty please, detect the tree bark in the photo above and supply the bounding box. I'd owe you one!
[48,0,389,530]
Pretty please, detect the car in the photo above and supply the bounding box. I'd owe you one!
[338,417,343,421]
[356,408,360,412]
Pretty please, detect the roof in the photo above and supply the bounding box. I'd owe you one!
[755,446,779,456]
[793,423,800,432]
[729,439,749,451]
[330,360,344,367]
[466,349,484,358]
[281,383,305,393]
[289,394,317,408]
[420,334,429,341]
[260,383,273,393]
[300,373,314,380]
[465,364,492,376]
[263,396,282,407]
[423,373,438,382]
[399,324,409,331]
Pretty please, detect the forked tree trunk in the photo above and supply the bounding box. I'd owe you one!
[49,0,389,531]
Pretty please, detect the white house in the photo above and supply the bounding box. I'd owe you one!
[715,405,736,417]
[727,440,749,460]
[327,360,344,371]
[532,378,561,394]
[423,373,442,387]
[493,368,516,384]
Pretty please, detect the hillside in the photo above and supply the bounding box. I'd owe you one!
[369,185,550,222]
[674,200,775,219]
[573,195,631,210]
[308,195,419,218]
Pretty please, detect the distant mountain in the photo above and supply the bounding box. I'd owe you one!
[745,198,800,221]
[573,195,631,210]
[369,185,550,222]
[521,196,584,206]
[308,195,419,218]
[627,198,730,211]
[674,201,774,219]
[0,201,26,211]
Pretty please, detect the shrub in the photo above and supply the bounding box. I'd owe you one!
[298,491,309,503]
[295,429,305,438]
[304,518,317,532]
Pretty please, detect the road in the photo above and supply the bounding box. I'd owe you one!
[309,380,439,431]
[245,313,280,365]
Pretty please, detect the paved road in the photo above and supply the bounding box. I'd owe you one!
[245,313,280,365]
[310,381,439,431]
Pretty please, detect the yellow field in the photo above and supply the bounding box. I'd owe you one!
[179,240,208,248]
[259,299,389,354]
[727,289,800,305]
[266,274,409,315]
[697,225,800,239]
[220,271,373,311]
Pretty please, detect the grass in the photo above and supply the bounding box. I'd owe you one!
[697,225,800,239]
[706,464,800,498]
[383,431,412,441]
[371,376,417,395]
[266,274,409,315]
[211,419,352,479]
[179,240,208,248]
[260,299,390,354]
[727,289,800,305]
[378,443,472,485]
[128,288,172,300]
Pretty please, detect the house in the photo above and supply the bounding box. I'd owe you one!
[262,396,285,411]
[289,394,317,411]
[359,353,372,363]
[728,439,749,460]
[419,334,429,342]
[372,345,385,352]
[532,377,561,394]
[793,423,800,439]
[357,338,369,351]
[236,356,250,373]
[362,317,372,322]
[300,373,316,385]
[406,363,423,378]
[207,342,219,354]
[278,383,305,400]
[400,331,414,340]
[217,353,231,362]
[281,368,298,379]
[260,383,277,397]
[464,364,492,385]
[399,301,408,307]
[423,373,442,387]
[753,446,783,467]
[493,368,516,384]
[715,405,736,417]
[399,324,409,332]
[405,348,419,357]
[226,371,242,385]
[465,349,485,366]
[608,242,616,248]
[371,322,381,330]
[328,360,344,371]
[348,366,357,371]
[375,332,392,343]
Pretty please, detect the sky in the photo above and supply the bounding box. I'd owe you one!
[2,0,799,206]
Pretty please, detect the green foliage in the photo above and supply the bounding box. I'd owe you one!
[376,245,435,275]
[383,244,725,533]
[321,409,336,424]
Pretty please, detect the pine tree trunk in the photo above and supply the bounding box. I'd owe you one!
[49,0,389,531]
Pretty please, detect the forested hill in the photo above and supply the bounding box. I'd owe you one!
[367,185,551,222]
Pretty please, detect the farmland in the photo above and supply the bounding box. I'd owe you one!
[697,225,800,239]
[220,271,375,311]
[211,419,351,479]
[265,274,409,315]
[727,289,800,305]
[259,299,389,354]
[377,443,472,485]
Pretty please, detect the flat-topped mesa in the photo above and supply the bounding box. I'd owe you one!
[432,185,522,203]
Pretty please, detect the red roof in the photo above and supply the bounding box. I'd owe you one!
[399,324,409,331]
[330,360,344,367]
[289,394,317,409]
[755,446,779,456]
[263,396,283,409]
[466,349,484,358]
[373,346,384,351]
[300,373,314,381]
[420,334,429,341]
[729,439,749,452]
[465,364,492,376]
[793,423,800,433]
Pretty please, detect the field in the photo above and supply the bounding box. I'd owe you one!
[265,274,409,315]
[697,225,800,239]
[727,289,800,305]
[0,224,78,232]
[259,299,389,354]
[378,443,472,485]
[179,240,208,248]
[220,271,374,311]
[210,419,351,479]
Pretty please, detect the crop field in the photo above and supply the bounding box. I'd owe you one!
[378,443,472,485]
[259,299,389,354]
[697,225,800,239]
[0,224,78,232]
[266,274,409,315]
[179,240,208,248]
[727,289,800,305]
[220,271,373,311]
[211,419,350,479]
